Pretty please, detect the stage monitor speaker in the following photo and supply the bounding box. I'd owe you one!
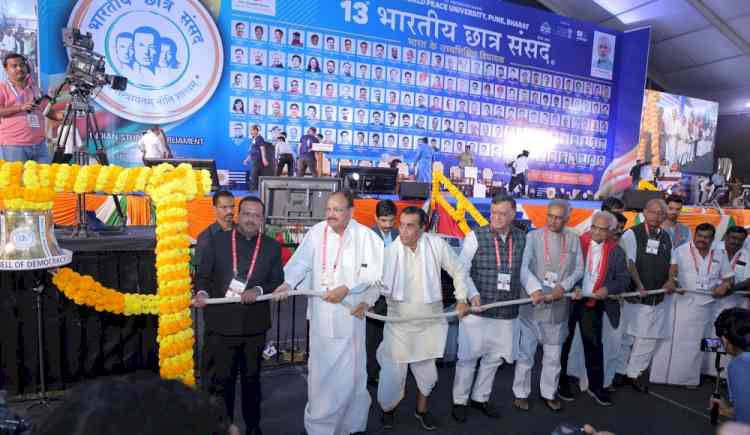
[622,190,665,211]
[144,158,220,191]
[260,176,341,225]
[399,182,431,200]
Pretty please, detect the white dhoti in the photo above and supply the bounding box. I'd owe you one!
[650,293,714,386]
[305,327,370,435]
[619,300,668,379]
[453,315,516,404]
[512,317,567,400]
[564,312,624,390]
[377,300,447,411]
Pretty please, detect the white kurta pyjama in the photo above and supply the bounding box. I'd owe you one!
[377,234,468,411]
[453,231,517,405]
[283,220,384,435]
[650,243,731,386]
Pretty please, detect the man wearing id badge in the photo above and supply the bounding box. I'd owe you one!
[704,226,750,377]
[0,53,62,162]
[514,199,583,412]
[452,194,526,422]
[651,223,733,387]
[614,199,676,393]
[273,192,384,435]
[559,211,629,407]
[193,196,284,435]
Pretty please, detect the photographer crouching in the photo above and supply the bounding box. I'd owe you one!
[710,307,750,425]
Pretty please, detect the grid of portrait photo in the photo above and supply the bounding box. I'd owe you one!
[227,20,612,168]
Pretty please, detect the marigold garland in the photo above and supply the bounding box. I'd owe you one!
[0,160,211,387]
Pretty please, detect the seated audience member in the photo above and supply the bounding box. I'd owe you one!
[711,307,750,424]
[33,375,230,435]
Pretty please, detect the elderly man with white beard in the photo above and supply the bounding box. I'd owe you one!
[650,223,733,387]
[514,199,584,412]
[377,206,470,431]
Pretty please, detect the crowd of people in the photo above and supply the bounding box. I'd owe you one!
[179,191,750,434]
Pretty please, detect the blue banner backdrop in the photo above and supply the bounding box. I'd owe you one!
[37,0,650,196]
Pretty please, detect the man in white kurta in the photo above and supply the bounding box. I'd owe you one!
[274,192,384,435]
[514,199,584,412]
[650,224,732,386]
[378,207,469,431]
[704,226,750,377]
[452,194,525,422]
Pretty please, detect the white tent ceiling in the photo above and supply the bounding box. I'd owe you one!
[536,0,750,114]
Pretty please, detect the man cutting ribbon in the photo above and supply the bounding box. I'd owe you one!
[273,192,384,435]
[559,211,629,406]
[192,196,284,435]
[514,199,584,412]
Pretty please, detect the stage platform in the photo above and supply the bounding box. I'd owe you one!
[50,192,750,239]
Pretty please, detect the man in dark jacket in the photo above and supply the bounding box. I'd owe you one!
[366,199,400,387]
[193,196,284,435]
[558,211,629,406]
[452,194,526,421]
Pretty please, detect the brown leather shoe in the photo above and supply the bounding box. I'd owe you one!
[512,397,529,411]
[542,398,562,412]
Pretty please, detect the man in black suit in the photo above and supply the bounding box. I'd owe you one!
[558,210,629,406]
[366,199,400,387]
[193,196,283,435]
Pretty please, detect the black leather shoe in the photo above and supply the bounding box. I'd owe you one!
[629,376,649,393]
[451,404,468,423]
[612,373,628,388]
[351,432,367,435]
[587,388,613,406]
[557,380,575,402]
[381,410,395,429]
[470,400,500,418]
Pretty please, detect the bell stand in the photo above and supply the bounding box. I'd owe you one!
[52,82,124,237]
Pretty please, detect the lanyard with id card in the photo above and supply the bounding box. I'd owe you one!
[644,223,661,255]
[7,81,40,128]
[227,230,262,298]
[543,229,567,288]
[494,234,512,291]
[690,243,713,290]
[321,225,345,289]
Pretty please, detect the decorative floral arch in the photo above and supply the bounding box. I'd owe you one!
[0,160,212,385]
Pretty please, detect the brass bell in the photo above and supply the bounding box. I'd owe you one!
[0,210,72,270]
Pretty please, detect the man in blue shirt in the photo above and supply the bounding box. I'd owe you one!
[242,124,268,191]
[297,126,319,177]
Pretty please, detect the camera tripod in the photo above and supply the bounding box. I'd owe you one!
[51,82,124,237]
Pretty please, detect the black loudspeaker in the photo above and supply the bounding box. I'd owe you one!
[399,182,431,199]
[622,190,665,211]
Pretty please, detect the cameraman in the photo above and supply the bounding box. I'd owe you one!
[711,307,750,424]
[0,52,62,162]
